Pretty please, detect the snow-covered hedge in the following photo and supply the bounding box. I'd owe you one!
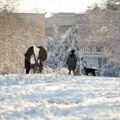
[103,63,120,77]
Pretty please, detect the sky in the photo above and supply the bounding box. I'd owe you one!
[18,0,107,17]
[0,74,120,119]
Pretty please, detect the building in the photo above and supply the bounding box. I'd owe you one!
[45,12,77,36]
[16,13,46,43]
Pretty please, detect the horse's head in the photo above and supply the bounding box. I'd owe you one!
[24,46,34,58]
[37,46,47,62]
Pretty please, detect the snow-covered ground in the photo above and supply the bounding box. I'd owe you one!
[0,74,120,120]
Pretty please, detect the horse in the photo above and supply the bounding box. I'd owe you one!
[24,45,47,74]
[83,67,97,76]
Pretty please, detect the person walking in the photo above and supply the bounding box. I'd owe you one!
[66,49,77,75]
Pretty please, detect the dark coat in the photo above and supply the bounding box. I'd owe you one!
[66,54,77,70]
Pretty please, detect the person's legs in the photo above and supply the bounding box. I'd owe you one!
[69,70,71,75]
[73,70,75,75]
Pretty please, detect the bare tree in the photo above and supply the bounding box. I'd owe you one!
[0,1,45,74]
[106,0,120,10]
[84,5,120,67]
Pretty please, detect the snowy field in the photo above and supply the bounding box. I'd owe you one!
[0,74,120,120]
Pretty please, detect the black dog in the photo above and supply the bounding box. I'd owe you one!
[83,67,97,76]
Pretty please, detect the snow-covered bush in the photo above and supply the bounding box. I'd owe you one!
[56,68,68,75]
[46,26,80,70]
[103,63,120,77]
[42,66,56,74]
[0,10,44,74]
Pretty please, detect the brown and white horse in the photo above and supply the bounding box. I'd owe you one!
[24,45,47,74]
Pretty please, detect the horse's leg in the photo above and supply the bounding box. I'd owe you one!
[25,59,31,74]
[33,66,37,74]
[35,65,40,73]
[38,66,42,73]
[26,67,30,74]
[31,64,36,74]
[38,61,43,73]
